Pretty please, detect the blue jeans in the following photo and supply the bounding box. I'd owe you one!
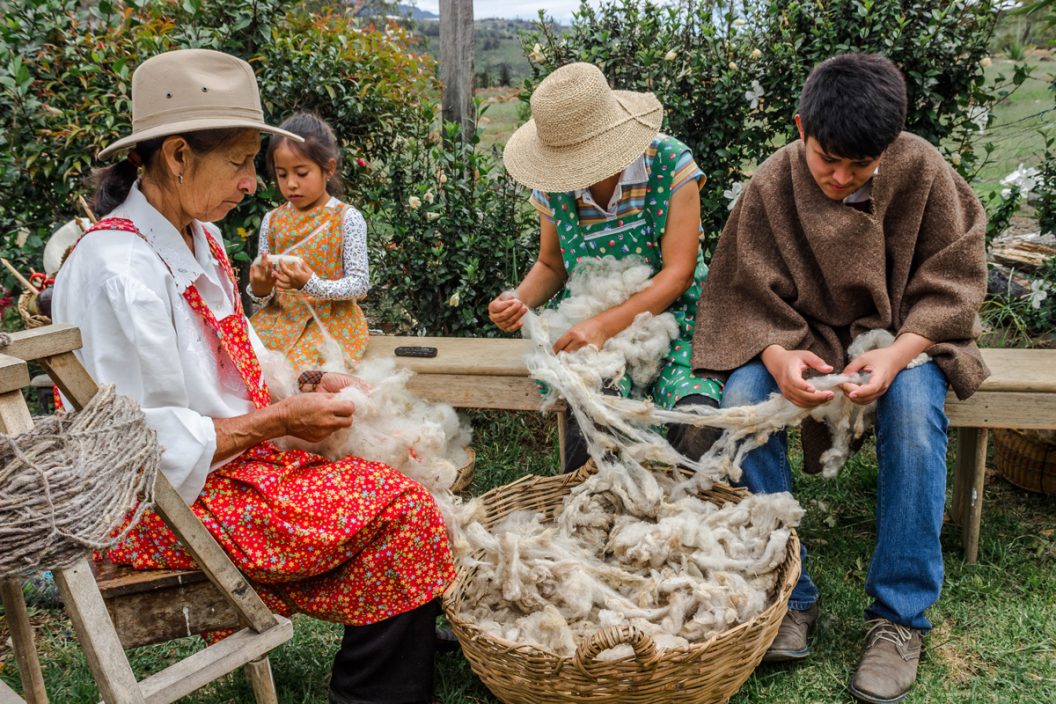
[722,358,949,631]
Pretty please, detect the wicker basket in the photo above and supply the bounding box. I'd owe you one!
[442,464,801,704]
[993,429,1056,495]
[451,447,476,493]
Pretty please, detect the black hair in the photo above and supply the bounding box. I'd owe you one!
[797,53,907,160]
[91,128,247,216]
[265,112,344,196]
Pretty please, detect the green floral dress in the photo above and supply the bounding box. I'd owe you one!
[542,135,722,408]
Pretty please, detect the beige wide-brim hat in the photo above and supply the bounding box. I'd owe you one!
[503,62,663,193]
[98,49,302,159]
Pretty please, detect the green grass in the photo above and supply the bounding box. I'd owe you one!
[476,91,524,152]
[971,52,1055,198]
[3,416,1054,703]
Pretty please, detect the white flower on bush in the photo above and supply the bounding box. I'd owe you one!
[745,80,764,109]
[733,18,747,27]
[437,171,448,184]
[408,195,422,209]
[723,181,745,211]
[529,43,545,62]
[423,190,435,204]
[448,292,461,307]
[728,61,738,70]
[750,48,762,60]
[425,212,440,222]
[950,152,962,166]
[1000,164,1042,200]
[1029,279,1050,310]
[968,106,989,133]
[979,56,992,69]
[664,49,678,61]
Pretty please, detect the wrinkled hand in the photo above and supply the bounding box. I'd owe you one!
[278,392,355,442]
[840,347,903,405]
[761,346,835,408]
[488,291,529,332]
[318,372,372,395]
[553,317,610,354]
[274,258,315,291]
[248,253,276,297]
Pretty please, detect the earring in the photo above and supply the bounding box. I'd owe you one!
[178,174,184,184]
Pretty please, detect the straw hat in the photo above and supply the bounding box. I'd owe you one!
[98,49,301,159]
[503,63,663,193]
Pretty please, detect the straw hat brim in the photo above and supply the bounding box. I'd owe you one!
[98,117,303,159]
[503,89,662,193]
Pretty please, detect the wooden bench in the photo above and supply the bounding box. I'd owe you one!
[947,348,1056,563]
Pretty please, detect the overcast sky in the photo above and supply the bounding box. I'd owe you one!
[414,1,603,22]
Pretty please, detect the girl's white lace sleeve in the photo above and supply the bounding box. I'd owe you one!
[300,206,370,300]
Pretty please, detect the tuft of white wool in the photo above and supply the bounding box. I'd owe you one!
[259,349,482,548]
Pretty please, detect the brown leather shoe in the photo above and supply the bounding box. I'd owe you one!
[762,603,818,662]
[849,618,922,703]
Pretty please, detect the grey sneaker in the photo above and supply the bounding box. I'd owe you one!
[763,603,819,662]
[849,618,922,703]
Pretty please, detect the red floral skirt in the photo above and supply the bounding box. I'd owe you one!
[104,442,455,625]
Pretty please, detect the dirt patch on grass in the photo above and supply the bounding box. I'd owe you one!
[931,620,993,684]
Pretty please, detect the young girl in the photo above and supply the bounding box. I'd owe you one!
[249,112,370,370]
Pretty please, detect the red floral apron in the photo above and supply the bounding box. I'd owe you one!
[81,218,454,625]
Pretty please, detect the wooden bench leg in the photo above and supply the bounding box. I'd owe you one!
[0,579,48,704]
[954,427,988,564]
[244,656,279,704]
[556,410,567,465]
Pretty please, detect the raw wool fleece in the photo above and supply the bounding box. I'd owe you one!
[522,257,932,484]
[453,257,802,656]
[260,351,474,517]
[457,471,803,658]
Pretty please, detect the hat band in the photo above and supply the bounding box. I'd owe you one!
[133,103,264,131]
[542,95,660,149]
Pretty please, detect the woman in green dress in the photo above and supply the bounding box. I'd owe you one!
[490,62,722,471]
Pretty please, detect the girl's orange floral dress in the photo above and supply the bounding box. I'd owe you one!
[251,200,370,371]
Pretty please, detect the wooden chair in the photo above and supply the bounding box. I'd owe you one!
[0,324,292,703]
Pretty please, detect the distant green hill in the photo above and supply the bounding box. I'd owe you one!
[416,17,549,88]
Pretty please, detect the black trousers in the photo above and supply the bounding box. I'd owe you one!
[329,599,440,704]
[562,393,722,472]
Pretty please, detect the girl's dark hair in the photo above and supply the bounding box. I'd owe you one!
[797,53,907,160]
[265,112,344,196]
[90,128,247,216]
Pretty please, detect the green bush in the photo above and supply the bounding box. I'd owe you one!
[0,0,436,275]
[363,103,535,336]
[522,0,1015,255]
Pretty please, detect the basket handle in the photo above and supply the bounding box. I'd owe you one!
[573,625,659,676]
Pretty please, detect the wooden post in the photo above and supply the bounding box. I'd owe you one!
[440,0,474,142]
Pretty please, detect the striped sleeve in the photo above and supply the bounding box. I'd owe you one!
[529,190,555,221]
[671,149,706,193]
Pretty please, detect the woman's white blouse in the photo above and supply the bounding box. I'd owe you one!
[52,184,269,504]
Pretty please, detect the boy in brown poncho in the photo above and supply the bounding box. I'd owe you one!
[693,54,988,704]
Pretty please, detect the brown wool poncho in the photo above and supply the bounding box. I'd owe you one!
[693,132,989,401]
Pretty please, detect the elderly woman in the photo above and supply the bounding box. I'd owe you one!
[489,62,724,470]
[52,49,454,704]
